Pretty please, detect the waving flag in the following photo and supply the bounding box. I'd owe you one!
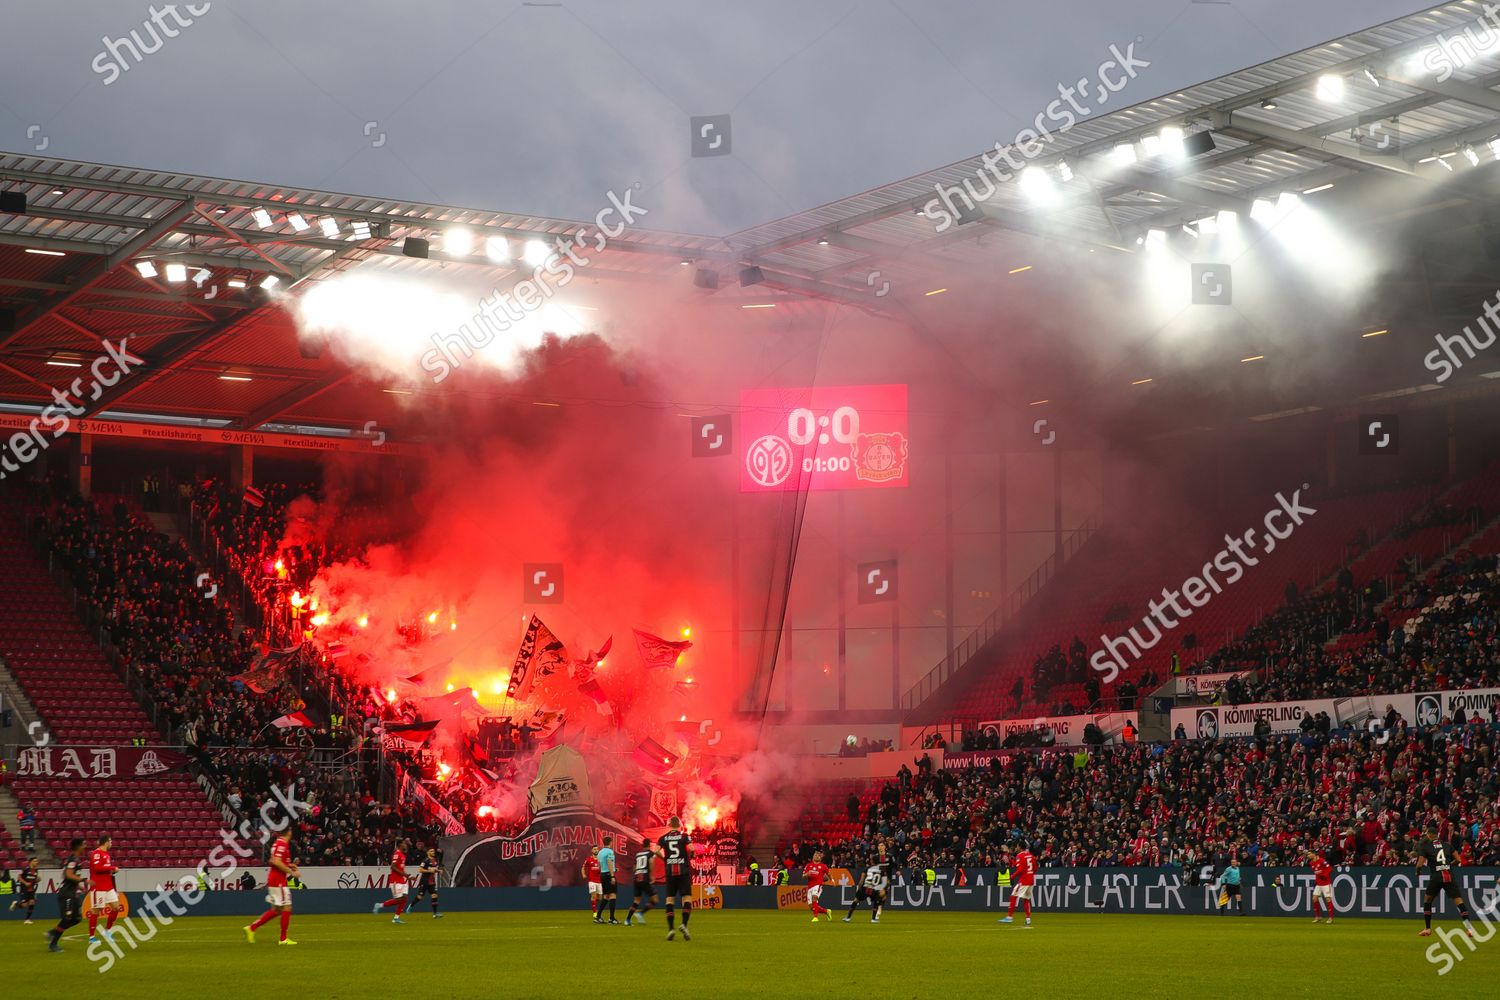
[577,676,613,716]
[383,719,440,744]
[633,628,691,670]
[507,616,569,701]
[270,711,315,729]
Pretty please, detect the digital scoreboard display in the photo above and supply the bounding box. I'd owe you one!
[738,384,908,492]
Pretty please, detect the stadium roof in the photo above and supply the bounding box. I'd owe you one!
[2,1,1500,445]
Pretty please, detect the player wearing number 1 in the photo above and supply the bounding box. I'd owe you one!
[1416,826,1476,939]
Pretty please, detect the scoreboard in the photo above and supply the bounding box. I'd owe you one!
[738,384,908,492]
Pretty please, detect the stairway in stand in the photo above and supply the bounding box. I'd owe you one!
[0,503,225,868]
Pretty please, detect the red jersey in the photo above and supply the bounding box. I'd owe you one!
[1311,857,1332,886]
[389,848,407,887]
[1014,850,1037,887]
[89,848,117,892]
[585,857,602,882]
[802,862,830,888]
[267,838,292,888]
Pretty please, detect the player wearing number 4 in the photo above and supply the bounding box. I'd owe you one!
[1416,826,1477,939]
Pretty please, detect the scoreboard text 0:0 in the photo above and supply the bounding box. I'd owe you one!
[738,384,908,493]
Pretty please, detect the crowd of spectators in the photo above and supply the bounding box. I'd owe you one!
[32,485,432,864]
[1190,546,1500,704]
[787,719,1500,875]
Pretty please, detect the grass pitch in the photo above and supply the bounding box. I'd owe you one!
[3,908,1493,998]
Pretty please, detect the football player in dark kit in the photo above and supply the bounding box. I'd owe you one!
[624,839,659,926]
[1416,826,1477,939]
[45,839,87,952]
[410,847,445,919]
[659,817,694,941]
[12,856,40,923]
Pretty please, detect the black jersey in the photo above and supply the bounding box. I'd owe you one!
[861,862,890,892]
[18,869,38,895]
[1420,839,1455,882]
[633,849,655,882]
[659,832,691,878]
[58,859,84,900]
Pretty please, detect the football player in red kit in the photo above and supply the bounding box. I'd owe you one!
[373,837,411,924]
[999,840,1037,927]
[803,851,831,922]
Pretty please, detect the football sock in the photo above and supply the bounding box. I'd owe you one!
[250,908,276,931]
[609,900,617,920]
[105,911,117,930]
[666,905,675,930]
[1424,909,1433,929]
[279,912,290,941]
[682,902,692,926]
[1023,902,1031,919]
[88,913,98,936]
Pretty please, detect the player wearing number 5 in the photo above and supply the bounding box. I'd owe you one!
[659,817,696,941]
[1416,826,1476,939]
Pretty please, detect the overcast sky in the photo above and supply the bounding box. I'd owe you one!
[0,0,1431,235]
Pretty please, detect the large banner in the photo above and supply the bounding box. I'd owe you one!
[1172,687,1500,740]
[442,808,642,887]
[1172,671,1248,697]
[810,867,1500,919]
[13,745,189,779]
[977,711,1138,747]
[26,865,411,894]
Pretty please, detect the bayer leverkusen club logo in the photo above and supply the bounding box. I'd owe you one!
[853,432,907,483]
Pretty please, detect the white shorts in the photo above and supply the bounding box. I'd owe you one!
[389,882,408,899]
[1313,884,1334,903]
[91,890,119,909]
[1011,884,1033,900]
[807,885,823,903]
[588,882,602,895]
[266,886,292,908]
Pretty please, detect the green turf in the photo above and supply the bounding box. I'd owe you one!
[3,909,1494,998]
